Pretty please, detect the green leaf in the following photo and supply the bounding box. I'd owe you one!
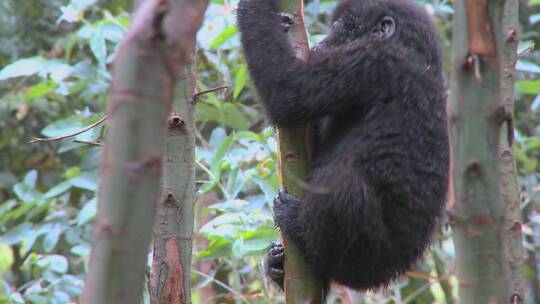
[210,134,234,177]
[516,80,540,95]
[41,119,84,138]
[231,229,278,257]
[38,255,68,274]
[0,244,14,274]
[23,170,38,187]
[43,223,64,252]
[235,131,262,142]
[199,213,246,238]
[221,103,249,130]
[233,64,248,99]
[209,199,249,213]
[70,244,91,256]
[232,237,270,257]
[77,197,97,226]
[65,167,81,179]
[70,173,97,191]
[1,223,33,245]
[13,183,42,203]
[0,57,45,80]
[53,291,71,303]
[252,177,276,204]
[210,26,238,49]
[25,81,59,100]
[8,293,24,304]
[44,181,72,199]
[197,238,231,259]
[89,28,107,65]
[516,60,540,74]
[195,102,220,123]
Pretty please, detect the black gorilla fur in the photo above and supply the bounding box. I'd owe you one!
[237,0,449,291]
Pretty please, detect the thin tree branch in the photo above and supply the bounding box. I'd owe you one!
[29,116,108,143]
[517,43,535,58]
[193,85,230,100]
[73,140,104,147]
[192,270,250,304]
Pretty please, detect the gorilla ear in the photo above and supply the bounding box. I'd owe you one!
[372,16,395,39]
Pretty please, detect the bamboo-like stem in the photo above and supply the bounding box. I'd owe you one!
[448,0,523,302]
[499,0,524,301]
[275,0,324,302]
[82,0,207,303]
[149,54,197,303]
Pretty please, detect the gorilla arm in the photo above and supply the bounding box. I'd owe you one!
[237,0,407,126]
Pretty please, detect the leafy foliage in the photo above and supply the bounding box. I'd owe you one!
[0,0,538,303]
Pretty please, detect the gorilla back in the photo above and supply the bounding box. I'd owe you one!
[237,0,449,291]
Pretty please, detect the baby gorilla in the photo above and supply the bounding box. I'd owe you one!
[237,0,449,291]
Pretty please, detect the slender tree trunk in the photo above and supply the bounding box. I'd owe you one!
[82,1,207,303]
[499,1,525,301]
[448,0,523,302]
[149,54,197,304]
[275,0,324,302]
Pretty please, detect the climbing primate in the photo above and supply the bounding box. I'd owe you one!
[237,0,449,292]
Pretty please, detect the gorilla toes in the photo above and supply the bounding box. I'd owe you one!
[266,242,285,289]
[277,12,294,33]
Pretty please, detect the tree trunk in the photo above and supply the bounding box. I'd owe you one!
[149,54,197,303]
[82,1,207,303]
[448,0,523,302]
[275,0,324,302]
[499,1,525,301]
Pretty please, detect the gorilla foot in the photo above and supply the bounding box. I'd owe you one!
[266,242,285,289]
[278,13,294,33]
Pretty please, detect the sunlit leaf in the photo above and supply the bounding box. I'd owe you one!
[70,244,91,256]
[44,181,72,199]
[77,197,97,226]
[0,57,45,80]
[211,25,238,49]
[197,238,231,260]
[516,60,540,74]
[43,223,64,252]
[25,81,59,100]
[233,64,248,99]
[89,28,107,64]
[515,80,540,95]
[1,223,33,245]
[38,255,68,274]
[70,173,97,191]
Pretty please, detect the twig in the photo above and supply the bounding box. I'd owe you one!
[192,270,250,304]
[74,140,104,147]
[406,270,449,281]
[194,126,210,149]
[193,85,230,100]
[29,115,109,143]
[517,43,535,58]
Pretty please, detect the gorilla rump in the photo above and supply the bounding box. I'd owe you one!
[237,0,449,292]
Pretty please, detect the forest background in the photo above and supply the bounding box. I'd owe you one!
[0,0,539,303]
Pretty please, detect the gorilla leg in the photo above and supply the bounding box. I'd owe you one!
[271,160,389,288]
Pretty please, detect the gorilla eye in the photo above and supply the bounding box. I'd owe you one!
[372,16,395,39]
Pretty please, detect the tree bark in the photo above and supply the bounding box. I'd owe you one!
[499,0,525,301]
[449,0,523,302]
[275,0,324,302]
[82,1,207,303]
[149,54,197,304]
